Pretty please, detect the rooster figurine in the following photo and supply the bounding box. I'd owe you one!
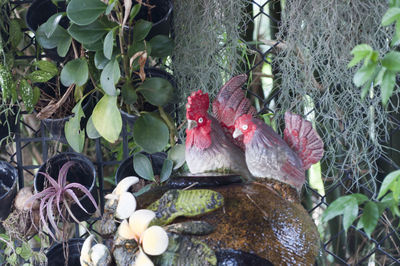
[185,75,255,181]
[233,112,324,199]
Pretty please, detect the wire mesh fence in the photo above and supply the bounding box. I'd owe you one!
[2,0,400,265]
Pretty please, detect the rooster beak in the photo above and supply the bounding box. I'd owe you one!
[233,128,243,139]
[187,120,197,130]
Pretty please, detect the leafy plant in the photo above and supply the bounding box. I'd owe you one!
[349,0,400,105]
[322,169,400,238]
[25,161,98,240]
[33,0,176,149]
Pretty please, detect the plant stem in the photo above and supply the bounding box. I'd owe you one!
[159,106,175,147]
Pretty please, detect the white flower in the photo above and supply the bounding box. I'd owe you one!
[117,209,169,266]
[105,176,139,219]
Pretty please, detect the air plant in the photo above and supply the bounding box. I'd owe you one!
[25,161,99,240]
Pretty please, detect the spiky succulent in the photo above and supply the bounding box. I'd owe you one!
[25,161,98,240]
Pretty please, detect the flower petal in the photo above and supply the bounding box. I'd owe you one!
[90,243,111,265]
[115,192,137,219]
[118,219,136,240]
[142,226,169,256]
[80,235,94,266]
[128,209,155,240]
[134,249,154,266]
[114,176,139,196]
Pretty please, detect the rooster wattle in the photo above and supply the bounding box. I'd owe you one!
[233,112,324,192]
[185,75,255,181]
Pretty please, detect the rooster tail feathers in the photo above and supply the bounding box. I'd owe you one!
[283,112,324,170]
[212,74,256,128]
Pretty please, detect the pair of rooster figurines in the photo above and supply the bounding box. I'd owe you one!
[185,74,324,199]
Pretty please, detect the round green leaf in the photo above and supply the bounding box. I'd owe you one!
[103,29,114,60]
[137,77,174,106]
[133,19,152,42]
[168,144,186,170]
[160,159,173,183]
[149,35,174,57]
[133,113,169,153]
[65,99,85,152]
[95,50,110,69]
[68,18,114,45]
[36,25,69,49]
[100,59,120,95]
[92,94,122,143]
[67,0,107,26]
[60,59,89,86]
[42,13,63,38]
[121,82,138,104]
[133,153,155,181]
[86,116,101,139]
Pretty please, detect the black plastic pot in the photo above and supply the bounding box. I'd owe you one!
[0,161,18,220]
[26,0,69,62]
[46,238,84,266]
[34,152,98,221]
[135,0,173,40]
[36,81,93,139]
[115,152,167,189]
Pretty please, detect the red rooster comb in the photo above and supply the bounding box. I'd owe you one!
[234,114,253,128]
[186,90,209,119]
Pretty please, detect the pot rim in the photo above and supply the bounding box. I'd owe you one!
[33,152,97,200]
[0,161,18,201]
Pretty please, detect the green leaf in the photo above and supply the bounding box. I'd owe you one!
[378,169,400,198]
[86,116,101,139]
[94,50,110,69]
[27,70,54,83]
[382,7,400,26]
[9,20,23,48]
[133,153,155,181]
[160,159,173,183]
[92,94,122,142]
[103,29,115,60]
[342,197,358,232]
[382,51,400,71]
[67,0,107,26]
[105,0,116,15]
[83,39,104,51]
[133,183,155,197]
[121,82,137,104]
[57,34,72,57]
[60,58,89,86]
[360,82,371,100]
[148,189,224,226]
[353,62,376,87]
[129,4,141,23]
[149,35,174,57]
[33,86,40,106]
[350,193,369,205]
[68,17,115,44]
[137,77,174,106]
[34,61,58,76]
[322,195,356,223]
[357,201,379,238]
[133,113,169,153]
[168,144,186,170]
[100,59,120,95]
[348,44,373,68]
[36,25,69,49]
[65,99,86,152]
[20,79,34,113]
[381,70,396,106]
[42,13,63,38]
[132,19,152,42]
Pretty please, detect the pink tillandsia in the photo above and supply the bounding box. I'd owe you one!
[25,161,99,240]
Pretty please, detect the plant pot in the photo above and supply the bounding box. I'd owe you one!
[115,152,167,191]
[46,238,84,266]
[0,161,18,220]
[26,0,71,62]
[34,152,98,222]
[137,175,320,265]
[135,0,173,40]
[35,81,93,139]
